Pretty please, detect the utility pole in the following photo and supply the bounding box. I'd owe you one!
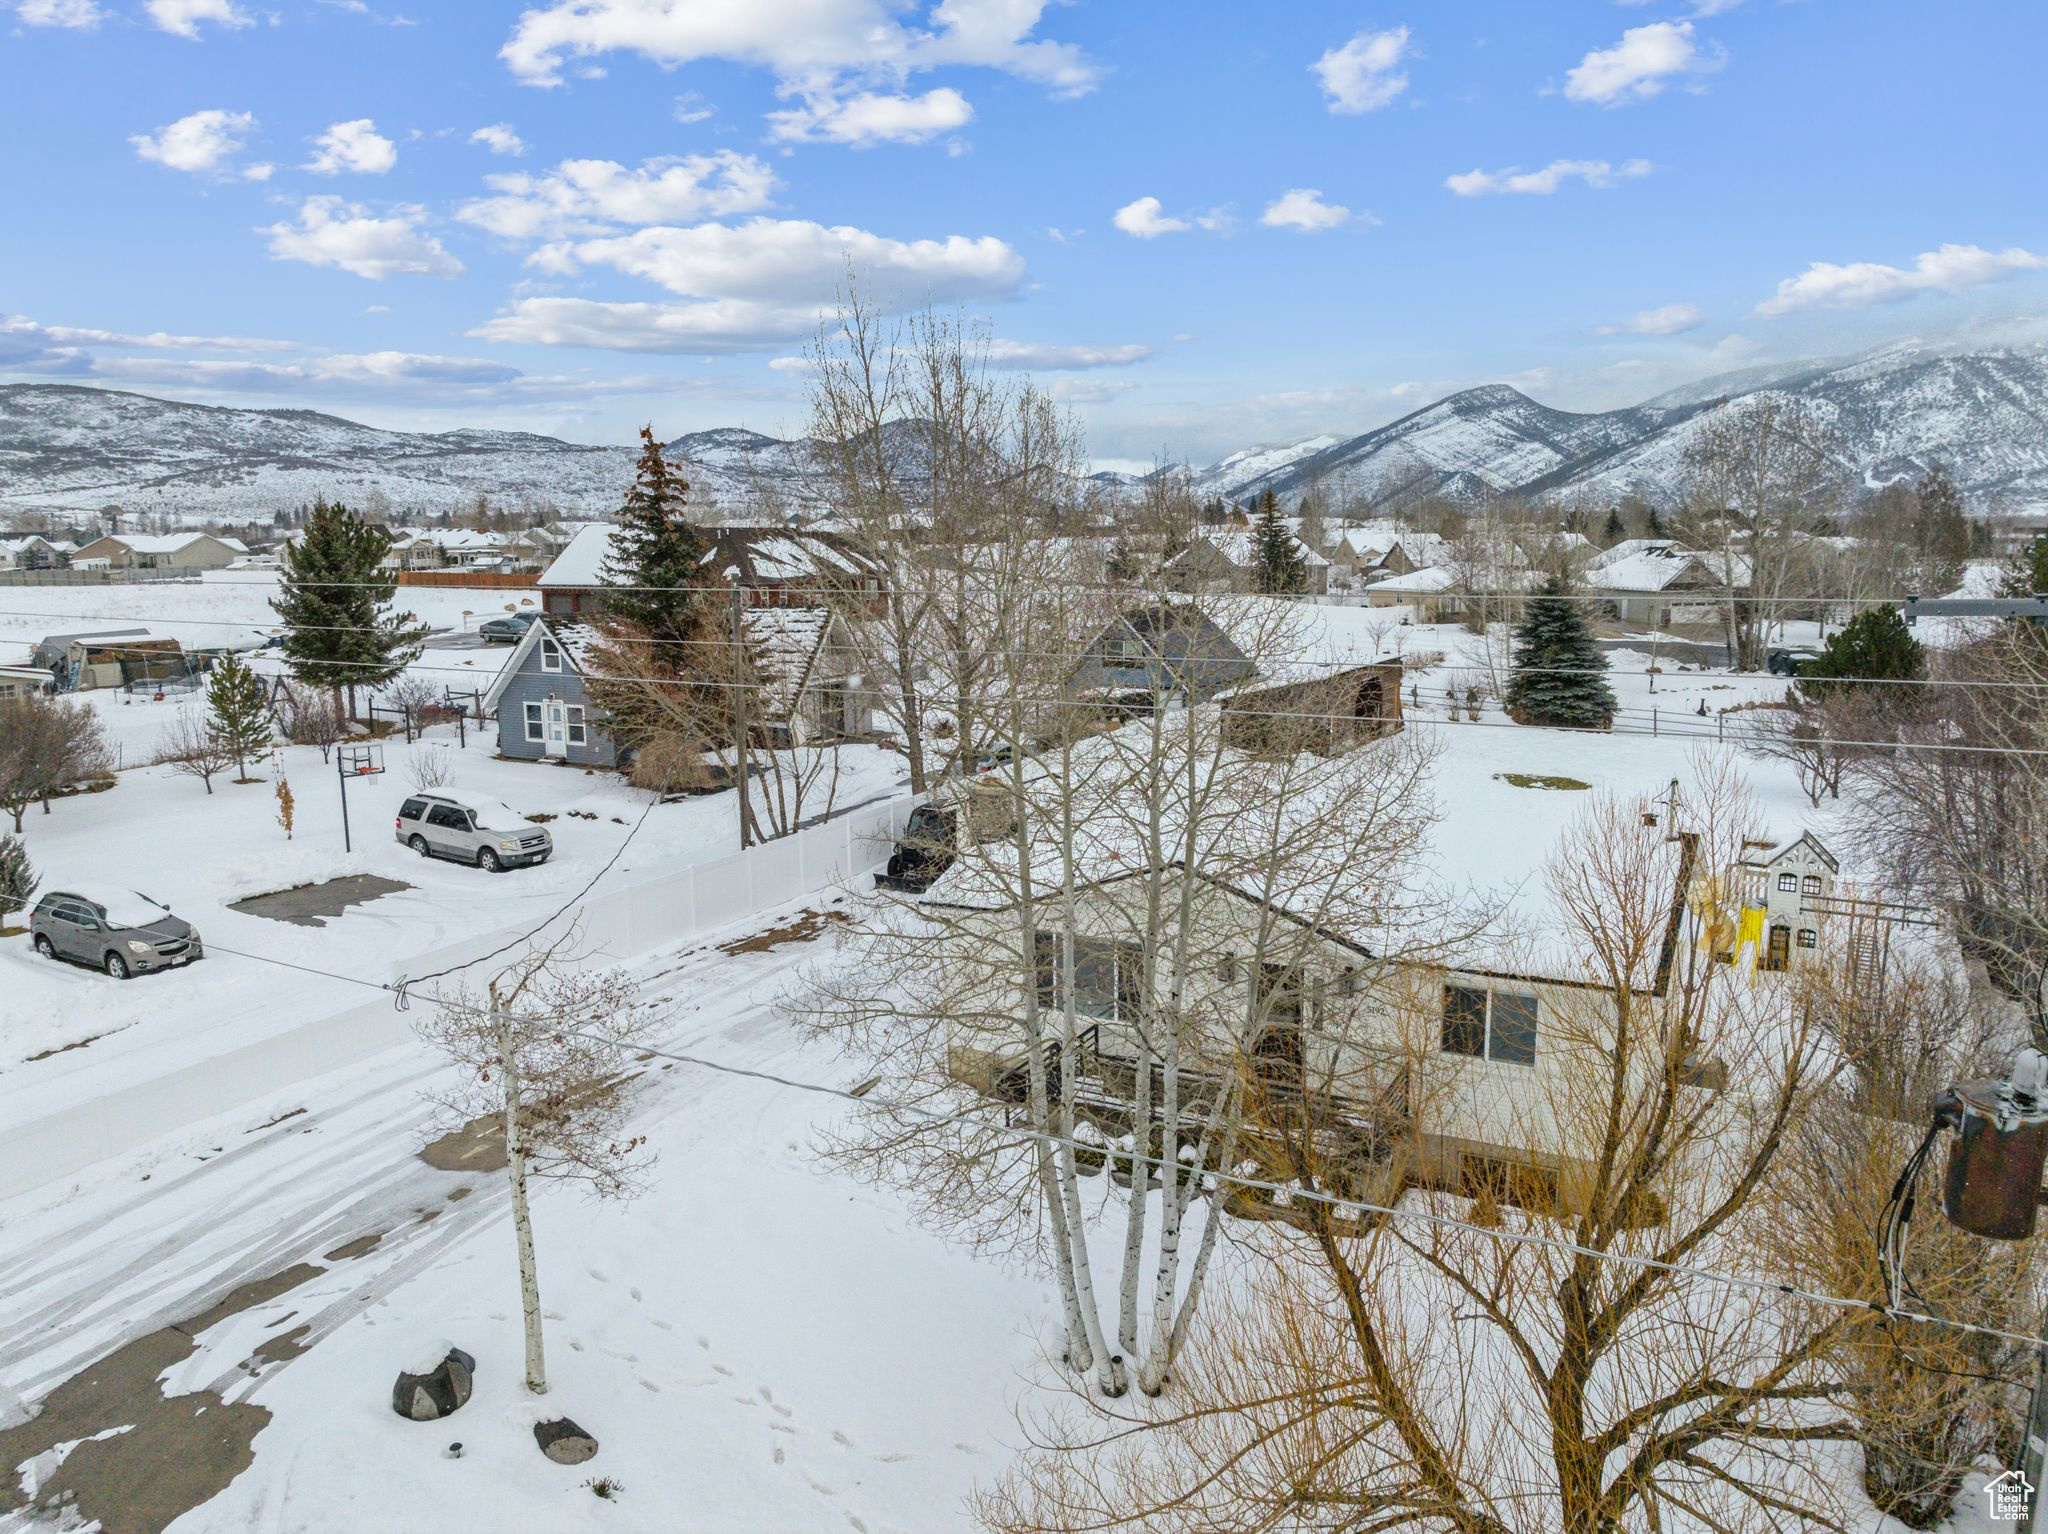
[731,583,753,850]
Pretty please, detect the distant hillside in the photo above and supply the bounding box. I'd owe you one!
[6,337,2047,524]
[1189,340,2048,513]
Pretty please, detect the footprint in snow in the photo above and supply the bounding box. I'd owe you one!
[629,1287,643,1302]
[639,1379,660,1393]
[652,1319,675,1333]
[712,1364,732,1377]
[773,1446,786,1466]
[831,1431,852,1447]
[846,1517,868,1533]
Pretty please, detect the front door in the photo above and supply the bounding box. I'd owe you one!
[543,699,569,759]
[1765,924,1791,971]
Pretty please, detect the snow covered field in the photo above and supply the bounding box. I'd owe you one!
[2,572,1921,1532]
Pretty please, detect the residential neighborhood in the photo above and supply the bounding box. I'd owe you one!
[4,6,2048,1533]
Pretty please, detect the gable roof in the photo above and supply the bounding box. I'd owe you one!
[538,523,882,592]
[1749,830,1840,875]
[481,614,602,710]
[1176,529,1331,570]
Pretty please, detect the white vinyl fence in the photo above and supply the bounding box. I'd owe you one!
[2,795,915,1202]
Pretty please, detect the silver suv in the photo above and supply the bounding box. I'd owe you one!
[395,793,552,871]
[30,890,203,978]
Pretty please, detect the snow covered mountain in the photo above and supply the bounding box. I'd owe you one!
[4,337,2046,525]
[1199,341,2048,512]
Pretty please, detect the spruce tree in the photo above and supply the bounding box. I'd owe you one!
[272,497,428,718]
[1601,507,1626,546]
[1999,533,2048,599]
[1911,464,1970,595]
[1504,575,1616,730]
[206,652,273,781]
[1250,488,1307,595]
[1798,607,1925,697]
[0,833,36,925]
[602,427,714,645]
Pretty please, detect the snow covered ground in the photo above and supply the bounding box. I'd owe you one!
[0,574,1933,1531]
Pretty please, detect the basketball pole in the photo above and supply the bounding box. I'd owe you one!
[337,748,353,853]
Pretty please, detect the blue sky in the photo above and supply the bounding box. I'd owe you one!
[3,0,2045,467]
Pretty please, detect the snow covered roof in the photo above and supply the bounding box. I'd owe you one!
[1180,529,1331,569]
[393,528,506,550]
[480,615,605,710]
[538,524,879,591]
[1583,546,1749,594]
[87,532,237,555]
[743,606,842,715]
[1368,564,1455,594]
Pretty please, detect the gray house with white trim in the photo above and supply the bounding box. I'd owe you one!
[481,617,621,767]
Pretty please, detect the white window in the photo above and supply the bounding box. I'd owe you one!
[566,705,588,745]
[540,636,562,673]
[523,701,543,742]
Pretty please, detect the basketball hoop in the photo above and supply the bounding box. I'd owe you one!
[338,743,385,778]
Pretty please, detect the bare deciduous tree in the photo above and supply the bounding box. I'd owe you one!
[416,940,658,1395]
[154,709,234,796]
[1681,395,1847,669]
[0,693,111,831]
[982,765,1920,1533]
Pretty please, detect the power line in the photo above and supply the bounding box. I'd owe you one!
[192,925,2048,1353]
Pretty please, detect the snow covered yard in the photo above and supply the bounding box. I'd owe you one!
[0,912,1060,1534]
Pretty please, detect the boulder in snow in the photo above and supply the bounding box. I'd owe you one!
[534,1417,599,1464]
[390,1347,475,1421]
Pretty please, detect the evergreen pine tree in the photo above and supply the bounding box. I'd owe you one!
[1250,488,1308,595]
[1911,464,1971,595]
[1645,506,1666,538]
[0,833,37,925]
[271,497,428,718]
[602,427,714,645]
[207,653,273,781]
[1503,575,1616,729]
[1998,533,2048,599]
[1600,507,1626,546]
[1797,606,1925,698]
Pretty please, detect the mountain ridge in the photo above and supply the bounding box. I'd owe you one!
[5,338,2047,522]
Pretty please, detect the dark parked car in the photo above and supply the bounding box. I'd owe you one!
[479,612,541,643]
[1766,646,1823,677]
[29,890,203,978]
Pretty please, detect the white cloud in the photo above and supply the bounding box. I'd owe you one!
[1756,243,2048,317]
[556,216,1023,303]
[306,119,398,175]
[1596,302,1704,336]
[1564,21,1721,106]
[0,314,292,362]
[469,123,526,157]
[458,153,777,240]
[1260,188,1351,233]
[1311,26,1412,114]
[471,296,820,353]
[1446,157,1652,196]
[984,340,1156,370]
[145,0,250,38]
[16,0,104,27]
[499,0,1097,97]
[262,198,464,279]
[475,216,1024,353]
[766,86,972,147]
[130,109,259,175]
[1112,196,1188,239]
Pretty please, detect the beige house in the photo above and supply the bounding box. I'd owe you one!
[69,533,247,571]
[923,829,1704,1215]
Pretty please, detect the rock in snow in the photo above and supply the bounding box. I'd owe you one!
[534,1417,599,1465]
[391,1347,476,1421]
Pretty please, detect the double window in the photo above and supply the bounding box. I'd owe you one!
[1442,984,1538,1066]
[1034,933,1144,1021]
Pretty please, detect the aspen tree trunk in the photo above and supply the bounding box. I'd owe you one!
[499,1003,547,1395]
